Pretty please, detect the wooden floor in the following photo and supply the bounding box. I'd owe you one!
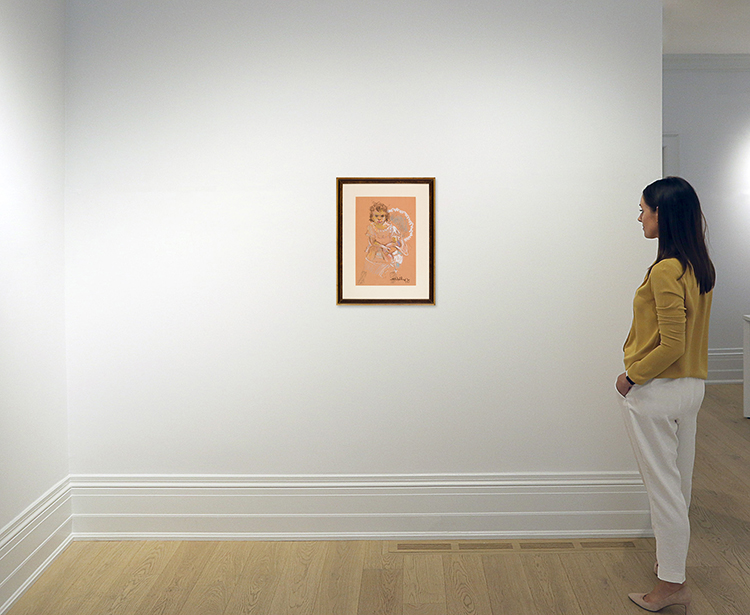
[7,384,749,615]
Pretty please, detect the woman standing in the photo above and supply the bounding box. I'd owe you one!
[616,177,715,614]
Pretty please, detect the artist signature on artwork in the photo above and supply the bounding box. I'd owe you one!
[390,275,410,284]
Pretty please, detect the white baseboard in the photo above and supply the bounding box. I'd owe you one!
[708,348,743,384]
[69,473,651,541]
[0,479,73,614]
[1,472,651,612]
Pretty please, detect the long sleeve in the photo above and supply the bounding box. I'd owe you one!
[626,261,686,383]
[623,258,711,384]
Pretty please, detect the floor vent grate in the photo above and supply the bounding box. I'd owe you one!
[391,538,652,554]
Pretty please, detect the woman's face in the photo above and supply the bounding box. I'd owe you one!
[638,196,659,239]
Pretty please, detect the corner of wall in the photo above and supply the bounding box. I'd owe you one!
[0,479,73,614]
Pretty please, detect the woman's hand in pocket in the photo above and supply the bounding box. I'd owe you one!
[616,372,633,397]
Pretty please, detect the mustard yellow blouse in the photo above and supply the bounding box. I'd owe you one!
[623,258,712,384]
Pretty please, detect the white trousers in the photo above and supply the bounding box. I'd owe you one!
[620,377,705,584]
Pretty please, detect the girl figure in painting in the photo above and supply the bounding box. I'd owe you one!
[358,201,409,284]
[616,177,715,614]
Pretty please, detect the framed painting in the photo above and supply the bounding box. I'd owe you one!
[337,177,435,304]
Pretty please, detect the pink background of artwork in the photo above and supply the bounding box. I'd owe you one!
[355,196,417,286]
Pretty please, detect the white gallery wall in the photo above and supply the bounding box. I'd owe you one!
[0,0,68,539]
[0,0,70,607]
[663,55,750,382]
[62,0,662,537]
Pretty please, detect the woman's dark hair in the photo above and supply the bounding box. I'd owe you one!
[643,176,715,294]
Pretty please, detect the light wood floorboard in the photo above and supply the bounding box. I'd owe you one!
[7,384,749,614]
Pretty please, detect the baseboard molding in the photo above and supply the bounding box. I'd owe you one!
[1,472,651,612]
[0,479,73,614]
[69,473,651,541]
[708,347,743,384]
